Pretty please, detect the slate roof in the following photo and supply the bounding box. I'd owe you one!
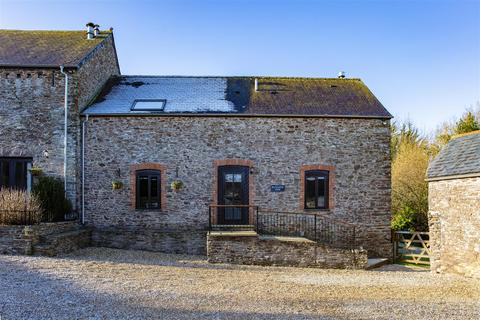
[83,76,392,118]
[427,131,480,180]
[0,30,111,68]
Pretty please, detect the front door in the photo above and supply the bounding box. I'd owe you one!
[217,166,249,225]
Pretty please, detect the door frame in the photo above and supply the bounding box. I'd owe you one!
[217,165,250,225]
[212,159,254,225]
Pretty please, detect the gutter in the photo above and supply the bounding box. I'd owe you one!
[60,66,69,196]
[80,113,393,120]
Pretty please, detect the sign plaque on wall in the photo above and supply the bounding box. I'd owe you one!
[270,185,285,192]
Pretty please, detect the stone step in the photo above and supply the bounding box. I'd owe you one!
[366,258,390,270]
[211,225,256,231]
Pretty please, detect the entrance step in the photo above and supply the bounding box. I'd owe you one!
[211,225,255,232]
[366,258,389,270]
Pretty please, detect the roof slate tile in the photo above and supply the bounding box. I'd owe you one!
[0,30,110,68]
[84,76,392,118]
[427,132,480,179]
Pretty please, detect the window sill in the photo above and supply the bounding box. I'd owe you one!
[133,208,165,212]
[303,208,331,213]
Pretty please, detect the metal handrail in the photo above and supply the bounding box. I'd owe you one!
[208,205,357,249]
[256,209,357,249]
[208,205,259,232]
[0,209,40,225]
[258,209,356,227]
[0,209,78,226]
[209,204,259,208]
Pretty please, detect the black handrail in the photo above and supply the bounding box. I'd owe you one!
[208,205,357,249]
[0,210,40,225]
[208,204,259,232]
[256,209,357,249]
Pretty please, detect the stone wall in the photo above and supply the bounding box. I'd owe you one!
[0,221,84,255]
[84,116,391,257]
[428,177,480,278]
[91,227,205,255]
[0,34,119,208]
[207,231,368,269]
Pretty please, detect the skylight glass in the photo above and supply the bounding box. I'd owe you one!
[131,99,166,111]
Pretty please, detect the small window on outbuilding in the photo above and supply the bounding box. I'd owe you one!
[304,170,329,209]
[131,99,166,112]
[136,170,161,209]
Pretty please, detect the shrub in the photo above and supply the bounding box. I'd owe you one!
[0,188,43,225]
[391,206,427,232]
[32,176,72,222]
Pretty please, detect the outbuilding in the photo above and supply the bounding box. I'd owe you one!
[427,131,480,278]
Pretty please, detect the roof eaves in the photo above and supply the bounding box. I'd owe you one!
[80,112,393,119]
[426,171,480,182]
[0,64,78,69]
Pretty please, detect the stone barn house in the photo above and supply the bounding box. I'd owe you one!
[427,131,480,278]
[1,27,393,261]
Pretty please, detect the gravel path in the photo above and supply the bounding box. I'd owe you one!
[0,248,478,319]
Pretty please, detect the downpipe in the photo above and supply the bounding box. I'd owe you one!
[59,66,68,196]
[81,114,89,225]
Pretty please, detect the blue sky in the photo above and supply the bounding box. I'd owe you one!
[1,0,479,133]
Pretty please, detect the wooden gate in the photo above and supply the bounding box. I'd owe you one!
[393,231,430,265]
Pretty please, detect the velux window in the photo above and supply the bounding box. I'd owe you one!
[0,158,32,190]
[136,170,161,209]
[131,99,166,112]
[304,170,329,209]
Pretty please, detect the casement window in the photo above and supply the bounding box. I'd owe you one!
[0,158,32,191]
[304,170,329,209]
[136,170,161,209]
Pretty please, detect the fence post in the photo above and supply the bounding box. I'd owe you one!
[314,214,317,241]
[392,230,396,263]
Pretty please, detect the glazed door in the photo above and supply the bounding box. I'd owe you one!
[217,166,249,225]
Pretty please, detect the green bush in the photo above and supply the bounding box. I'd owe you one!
[391,206,417,232]
[32,176,72,222]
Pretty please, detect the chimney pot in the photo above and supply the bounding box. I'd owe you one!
[338,71,346,79]
[86,22,95,40]
[94,24,100,37]
[254,78,258,92]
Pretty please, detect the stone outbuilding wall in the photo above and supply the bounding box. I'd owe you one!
[428,177,480,278]
[0,34,119,207]
[83,116,391,257]
[207,231,368,269]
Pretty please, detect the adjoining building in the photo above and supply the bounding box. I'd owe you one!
[427,131,480,278]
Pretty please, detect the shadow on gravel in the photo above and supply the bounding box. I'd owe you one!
[59,247,315,272]
[0,257,340,320]
[371,264,429,273]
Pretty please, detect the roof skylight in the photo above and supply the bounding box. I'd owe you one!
[131,99,166,112]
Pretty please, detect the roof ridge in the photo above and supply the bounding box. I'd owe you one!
[0,29,111,33]
[119,75,363,81]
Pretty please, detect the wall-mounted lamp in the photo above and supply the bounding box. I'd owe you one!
[43,150,49,158]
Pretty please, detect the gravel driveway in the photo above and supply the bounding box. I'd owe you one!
[0,248,478,320]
